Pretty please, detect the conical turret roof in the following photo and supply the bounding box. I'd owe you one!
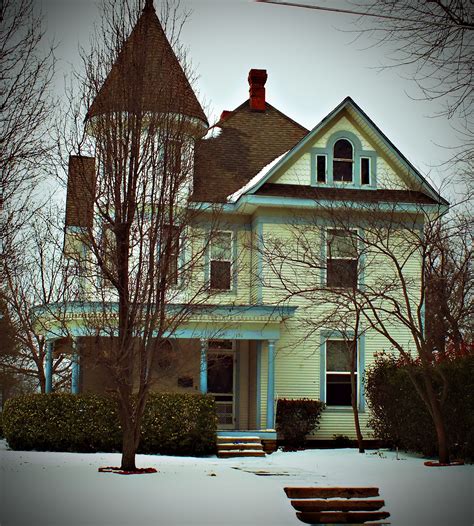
[87,1,208,126]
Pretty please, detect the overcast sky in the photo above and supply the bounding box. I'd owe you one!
[41,0,465,198]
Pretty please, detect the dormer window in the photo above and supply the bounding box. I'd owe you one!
[333,139,353,183]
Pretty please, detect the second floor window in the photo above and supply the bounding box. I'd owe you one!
[162,225,180,286]
[333,139,353,183]
[327,229,358,288]
[165,139,182,174]
[210,231,232,290]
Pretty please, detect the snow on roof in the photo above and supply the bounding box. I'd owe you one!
[227,150,289,203]
[202,125,222,140]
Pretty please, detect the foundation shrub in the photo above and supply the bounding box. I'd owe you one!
[276,398,325,449]
[365,351,474,460]
[3,392,217,455]
[140,393,217,456]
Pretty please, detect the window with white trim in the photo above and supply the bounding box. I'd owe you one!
[326,339,357,406]
[326,229,358,288]
[316,154,327,183]
[166,139,182,174]
[361,157,370,186]
[162,224,180,286]
[333,139,353,183]
[210,231,233,290]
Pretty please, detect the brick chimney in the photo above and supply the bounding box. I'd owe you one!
[248,69,267,112]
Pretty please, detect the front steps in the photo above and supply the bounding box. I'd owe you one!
[284,487,391,524]
[217,436,266,458]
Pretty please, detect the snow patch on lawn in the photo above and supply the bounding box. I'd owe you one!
[0,440,472,525]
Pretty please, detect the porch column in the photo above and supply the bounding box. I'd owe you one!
[266,339,276,429]
[199,339,208,394]
[45,340,53,393]
[71,337,80,394]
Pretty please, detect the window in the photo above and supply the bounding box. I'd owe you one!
[316,155,327,183]
[162,224,180,285]
[333,139,353,183]
[361,157,370,186]
[100,224,116,287]
[326,229,358,288]
[166,139,182,174]
[210,231,232,290]
[326,339,357,406]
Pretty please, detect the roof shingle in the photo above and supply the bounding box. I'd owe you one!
[192,101,308,202]
[87,3,207,126]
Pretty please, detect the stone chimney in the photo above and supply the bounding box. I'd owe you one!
[248,69,267,112]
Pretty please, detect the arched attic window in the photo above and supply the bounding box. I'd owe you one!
[333,139,353,183]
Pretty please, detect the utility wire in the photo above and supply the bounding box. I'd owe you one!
[255,1,474,30]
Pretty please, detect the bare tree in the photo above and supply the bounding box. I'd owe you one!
[59,0,223,470]
[0,0,56,258]
[350,0,473,121]
[0,206,72,394]
[350,0,474,196]
[259,200,472,463]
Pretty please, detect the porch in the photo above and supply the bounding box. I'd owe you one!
[40,303,296,433]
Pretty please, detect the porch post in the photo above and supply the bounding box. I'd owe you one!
[71,337,80,394]
[266,339,276,429]
[199,339,208,394]
[45,340,53,393]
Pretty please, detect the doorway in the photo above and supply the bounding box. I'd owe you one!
[207,340,235,429]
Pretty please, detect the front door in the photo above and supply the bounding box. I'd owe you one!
[208,341,235,429]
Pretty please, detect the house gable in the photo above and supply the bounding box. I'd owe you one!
[241,97,447,206]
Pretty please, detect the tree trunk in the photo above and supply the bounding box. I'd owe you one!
[350,370,365,453]
[423,375,450,464]
[120,422,138,471]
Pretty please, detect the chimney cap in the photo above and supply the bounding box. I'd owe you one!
[248,69,268,84]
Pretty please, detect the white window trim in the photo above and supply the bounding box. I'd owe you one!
[209,230,234,291]
[325,337,359,407]
[316,154,327,184]
[360,156,371,186]
[333,138,354,184]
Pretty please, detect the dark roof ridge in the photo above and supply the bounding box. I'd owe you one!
[217,99,308,134]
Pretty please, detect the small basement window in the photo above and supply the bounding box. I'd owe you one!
[210,231,233,290]
[361,157,370,186]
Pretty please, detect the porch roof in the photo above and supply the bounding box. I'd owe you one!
[33,302,297,341]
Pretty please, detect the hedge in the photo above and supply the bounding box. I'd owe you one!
[2,392,217,456]
[365,353,474,460]
[276,398,325,449]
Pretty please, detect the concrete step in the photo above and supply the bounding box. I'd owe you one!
[296,511,390,524]
[285,487,380,499]
[217,436,262,443]
[217,450,266,458]
[218,443,264,451]
[291,499,385,512]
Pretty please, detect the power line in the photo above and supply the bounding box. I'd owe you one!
[255,1,474,30]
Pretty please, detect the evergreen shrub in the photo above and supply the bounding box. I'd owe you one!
[276,398,325,449]
[365,352,474,460]
[3,392,217,456]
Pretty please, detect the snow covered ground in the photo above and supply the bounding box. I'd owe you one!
[0,439,472,526]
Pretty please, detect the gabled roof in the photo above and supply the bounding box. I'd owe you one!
[232,96,448,206]
[87,1,207,126]
[192,100,308,203]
